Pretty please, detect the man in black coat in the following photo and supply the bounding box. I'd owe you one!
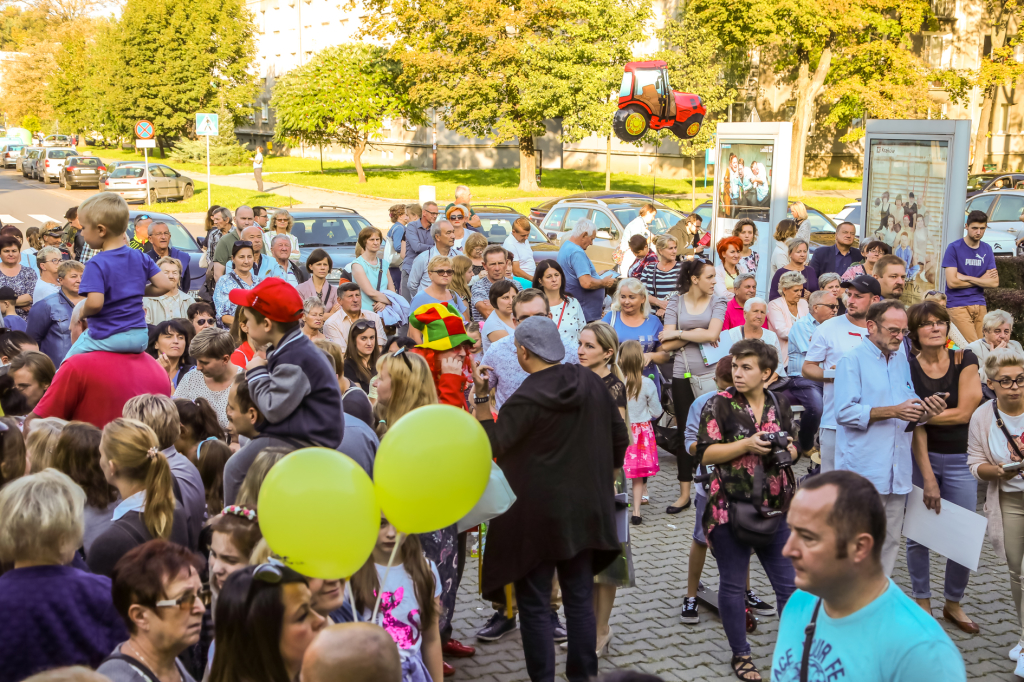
[472,316,628,682]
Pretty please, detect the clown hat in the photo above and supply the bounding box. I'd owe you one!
[409,302,472,351]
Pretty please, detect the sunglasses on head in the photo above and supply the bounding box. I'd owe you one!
[391,345,413,369]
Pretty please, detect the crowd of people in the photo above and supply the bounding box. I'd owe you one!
[0,183,1011,682]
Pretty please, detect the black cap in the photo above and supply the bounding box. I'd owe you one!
[0,286,18,302]
[840,274,881,297]
[43,228,62,238]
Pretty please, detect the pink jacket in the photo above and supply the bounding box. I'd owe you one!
[766,298,808,368]
[967,404,1009,556]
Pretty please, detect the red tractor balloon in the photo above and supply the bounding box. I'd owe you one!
[613,60,707,143]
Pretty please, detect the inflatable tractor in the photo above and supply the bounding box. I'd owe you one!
[612,61,707,142]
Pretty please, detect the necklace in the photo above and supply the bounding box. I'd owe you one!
[127,641,181,682]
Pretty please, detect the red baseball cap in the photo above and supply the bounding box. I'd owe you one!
[228,277,304,323]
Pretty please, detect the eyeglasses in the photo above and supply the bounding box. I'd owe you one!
[194,317,215,327]
[814,303,839,311]
[995,375,1024,389]
[45,258,61,265]
[423,209,438,216]
[880,325,910,337]
[918,320,948,329]
[155,588,211,611]
[431,269,454,276]
[275,218,289,223]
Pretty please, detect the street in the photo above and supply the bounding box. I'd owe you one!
[0,166,87,232]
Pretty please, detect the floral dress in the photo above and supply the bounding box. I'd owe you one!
[696,386,796,543]
[213,271,262,322]
[417,525,459,636]
[738,251,760,275]
[595,372,635,588]
[0,265,38,320]
[551,296,587,349]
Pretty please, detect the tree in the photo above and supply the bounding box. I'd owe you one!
[1,39,56,123]
[48,21,95,135]
[690,0,929,192]
[362,0,650,191]
[970,0,1024,172]
[271,44,423,181]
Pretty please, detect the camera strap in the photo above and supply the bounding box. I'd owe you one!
[994,399,1024,461]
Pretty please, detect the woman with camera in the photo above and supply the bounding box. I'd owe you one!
[697,338,798,682]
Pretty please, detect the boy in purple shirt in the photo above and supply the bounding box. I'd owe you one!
[63,193,173,360]
[942,209,999,343]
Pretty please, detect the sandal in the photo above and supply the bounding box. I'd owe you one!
[641,495,650,505]
[731,655,761,681]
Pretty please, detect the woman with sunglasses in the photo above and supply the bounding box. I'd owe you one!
[408,256,468,343]
[264,210,300,261]
[446,203,475,250]
[344,320,381,394]
[213,241,261,328]
[209,563,326,682]
[187,301,217,332]
[97,540,206,682]
[147,320,194,389]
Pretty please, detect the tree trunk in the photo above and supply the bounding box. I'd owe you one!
[971,87,996,173]
[353,138,367,183]
[788,46,833,194]
[518,134,538,192]
[319,142,324,173]
[605,134,612,191]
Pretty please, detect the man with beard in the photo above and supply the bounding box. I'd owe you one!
[873,254,907,302]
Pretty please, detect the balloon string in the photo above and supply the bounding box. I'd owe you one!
[345,580,358,623]
[371,532,405,624]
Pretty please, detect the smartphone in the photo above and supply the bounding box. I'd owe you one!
[1004,461,1024,472]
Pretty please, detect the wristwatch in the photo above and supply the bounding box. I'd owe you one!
[474,395,490,404]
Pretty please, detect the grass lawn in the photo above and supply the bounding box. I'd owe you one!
[803,176,863,191]
[85,146,381,177]
[137,180,297,213]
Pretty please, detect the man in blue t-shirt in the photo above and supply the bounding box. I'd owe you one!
[772,470,966,682]
[556,217,615,322]
[942,209,998,343]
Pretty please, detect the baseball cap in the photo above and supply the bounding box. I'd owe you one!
[228,277,303,323]
[840,274,881,297]
[514,316,565,364]
[0,286,18,302]
[43,228,63,238]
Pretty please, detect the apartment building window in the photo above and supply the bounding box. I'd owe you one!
[924,34,952,69]
[998,103,1012,134]
[262,103,270,122]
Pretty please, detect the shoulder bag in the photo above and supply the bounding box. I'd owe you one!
[676,297,719,396]
[457,459,517,532]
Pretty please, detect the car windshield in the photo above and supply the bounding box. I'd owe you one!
[112,167,145,178]
[478,217,548,244]
[967,174,998,191]
[4,145,23,151]
[787,209,835,233]
[127,217,196,251]
[47,150,74,159]
[69,158,101,167]
[611,208,687,235]
[291,216,369,246]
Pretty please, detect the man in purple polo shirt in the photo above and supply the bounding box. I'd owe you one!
[942,209,999,343]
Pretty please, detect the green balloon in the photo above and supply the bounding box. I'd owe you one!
[259,448,380,578]
[374,404,492,534]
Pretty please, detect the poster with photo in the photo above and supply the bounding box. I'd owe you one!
[864,139,948,305]
[717,141,774,226]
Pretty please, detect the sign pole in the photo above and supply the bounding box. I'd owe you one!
[144,146,150,206]
[206,135,211,210]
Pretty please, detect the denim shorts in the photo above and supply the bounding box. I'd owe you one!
[692,493,707,547]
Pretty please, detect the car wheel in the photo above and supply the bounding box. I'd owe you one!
[671,113,705,140]
[182,184,194,200]
[612,104,650,143]
[148,190,157,204]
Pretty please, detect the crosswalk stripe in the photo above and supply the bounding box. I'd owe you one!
[29,214,60,224]
[0,215,21,224]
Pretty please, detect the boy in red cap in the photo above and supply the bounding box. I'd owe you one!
[229,277,344,449]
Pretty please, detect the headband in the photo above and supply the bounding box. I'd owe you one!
[222,505,257,522]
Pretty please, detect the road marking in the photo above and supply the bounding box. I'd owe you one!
[29,214,60,224]
[0,215,21,224]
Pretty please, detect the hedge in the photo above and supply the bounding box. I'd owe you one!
[987,256,1024,345]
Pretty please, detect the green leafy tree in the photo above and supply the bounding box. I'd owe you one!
[361,0,650,191]
[48,22,95,135]
[969,0,1024,172]
[270,43,423,181]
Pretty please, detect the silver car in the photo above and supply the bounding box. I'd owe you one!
[101,163,195,203]
[19,147,43,177]
[964,190,1024,256]
[37,147,77,183]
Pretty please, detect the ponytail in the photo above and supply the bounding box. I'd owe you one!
[101,418,177,540]
[619,340,644,401]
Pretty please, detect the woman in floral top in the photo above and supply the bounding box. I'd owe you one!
[696,338,797,682]
[839,239,891,282]
[733,219,760,275]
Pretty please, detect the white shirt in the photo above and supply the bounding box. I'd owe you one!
[112,490,146,521]
[502,234,536,276]
[617,216,651,276]
[482,311,515,353]
[550,297,587,348]
[723,326,787,376]
[627,375,663,424]
[805,315,870,430]
[989,408,1024,493]
[253,151,264,169]
[33,279,59,303]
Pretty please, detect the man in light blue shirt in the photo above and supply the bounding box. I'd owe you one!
[556,217,615,322]
[834,299,946,576]
[407,221,462,299]
[787,290,836,376]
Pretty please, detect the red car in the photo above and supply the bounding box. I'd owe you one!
[613,60,706,142]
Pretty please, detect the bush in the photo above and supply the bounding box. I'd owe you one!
[986,287,1024,345]
[169,137,250,166]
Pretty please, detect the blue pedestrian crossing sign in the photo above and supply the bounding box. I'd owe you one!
[196,113,219,137]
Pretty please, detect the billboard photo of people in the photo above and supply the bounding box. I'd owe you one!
[864,139,948,304]
[717,142,774,224]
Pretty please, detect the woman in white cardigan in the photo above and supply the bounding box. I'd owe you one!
[968,347,1024,670]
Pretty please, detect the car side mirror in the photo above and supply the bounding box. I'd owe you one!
[546,232,557,241]
[596,230,613,240]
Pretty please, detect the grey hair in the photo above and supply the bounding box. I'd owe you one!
[0,468,85,564]
[303,296,326,314]
[610,277,651,318]
[570,217,597,239]
[983,309,1014,334]
[779,270,807,290]
[807,289,831,308]
[743,296,768,313]
[787,238,809,256]
[36,246,62,266]
[270,234,291,248]
[430,220,452,241]
[454,185,471,201]
[818,272,840,289]
[215,207,233,222]
[733,272,756,289]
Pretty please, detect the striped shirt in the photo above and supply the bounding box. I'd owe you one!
[639,261,681,300]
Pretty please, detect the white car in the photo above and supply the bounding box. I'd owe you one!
[832,202,861,231]
[36,147,77,183]
[964,190,1024,256]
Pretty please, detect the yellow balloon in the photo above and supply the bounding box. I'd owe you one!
[374,404,492,534]
[258,448,380,578]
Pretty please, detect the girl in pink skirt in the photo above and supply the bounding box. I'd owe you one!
[620,340,664,524]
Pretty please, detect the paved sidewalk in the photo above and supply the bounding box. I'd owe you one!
[444,451,1021,681]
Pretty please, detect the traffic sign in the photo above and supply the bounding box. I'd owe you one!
[136,139,156,148]
[135,120,154,140]
[196,113,219,136]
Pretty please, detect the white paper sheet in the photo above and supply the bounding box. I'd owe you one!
[902,485,988,571]
[700,341,731,367]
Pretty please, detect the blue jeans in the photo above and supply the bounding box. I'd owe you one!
[62,327,149,363]
[779,377,823,453]
[906,450,977,601]
[710,521,796,657]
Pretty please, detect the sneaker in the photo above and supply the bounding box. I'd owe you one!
[476,611,517,641]
[1015,652,1024,678]
[746,589,776,617]
[680,596,699,624]
[551,611,567,643]
[1011,643,1023,661]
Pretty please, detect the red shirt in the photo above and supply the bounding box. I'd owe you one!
[723,298,770,332]
[34,352,172,428]
[231,342,254,369]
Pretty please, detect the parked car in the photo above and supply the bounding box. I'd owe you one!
[126,211,205,292]
[36,148,78,183]
[966,173,1024,199]
[99,160,142,183]
[60,156,107,189]
[963,190,1024,255]
[832,202,861,232]
[0,143,25,169]
[289,206,375,282]
[537,197,688,272]
[101,163,195,203]
[468,204,556,255]
[42,135,72,148]
[687,200,857,252]
[19,147,43,178]
[529,191,667,226]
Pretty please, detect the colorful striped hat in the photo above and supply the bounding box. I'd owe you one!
[409,302,473,351]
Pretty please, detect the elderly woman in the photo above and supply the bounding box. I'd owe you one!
[144,257,194,326]
[351,227,396,312]
[840,239,891,282]
[0,469,127,678]
[639,234,682,320]
[97,540,206,682]
[302,297,326,341]
[602,277,670,392]
[464,232,488,276]
[296,249,340,315]
[10,350,54,411]
[907,300,983,633]
[33,245,63,302]
[769,238,817,301]
[766,271,809,368]
[714,236,743,299]
[0,235,37,319]
[967,310,1023,383]
[213,241,261,327]
[147,319,194,389]
[817,272,845,315]
[723,297,784,368]
[969,348,1024,671]
[264,209,300,261]
[408,256,468,332]
[770,219,798,277]
[174,328,241,430]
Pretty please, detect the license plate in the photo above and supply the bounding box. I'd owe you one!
[80,169,96,174]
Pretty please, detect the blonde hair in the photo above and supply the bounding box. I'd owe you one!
[248,537,274,565]
[619,340,644,401]
[450,255,474,303]
[986,347,1024,382]
[236,446,292,508]
[155,256,183,277]
[0,468,85,564]
[190,327,235,360]
[25,417,67,473]
[374,352,437,436]
[790,202,808,222]
[122,394,182,450]
[101,418,175,540]
[464,232,488,260]
[41,220,61,232]
[610,278,651,318]
[272,209,294,233]
[79,192,129,237]
[312,338,344,375]
[778,271,807,291]
[653,234,678,254]
[581,321,623,382]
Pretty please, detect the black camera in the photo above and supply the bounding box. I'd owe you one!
[760,431,792,467]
